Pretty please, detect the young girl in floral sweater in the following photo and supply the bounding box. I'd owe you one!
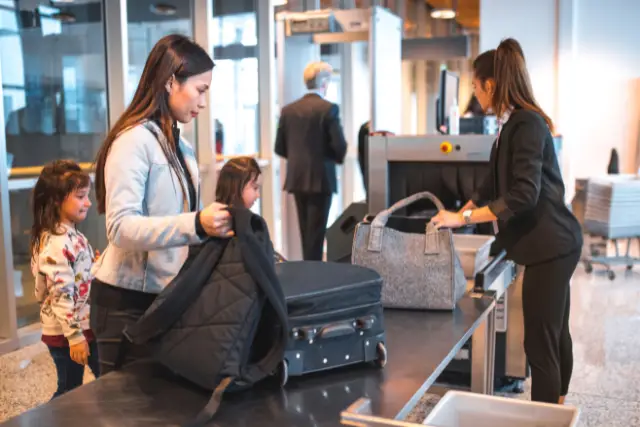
[31,160,100,399]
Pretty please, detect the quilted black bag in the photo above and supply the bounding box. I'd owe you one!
[119,207,289,426]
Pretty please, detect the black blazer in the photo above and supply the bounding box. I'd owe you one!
[472,109,582,266]
[274,93,348,194]
[357,121,370,192]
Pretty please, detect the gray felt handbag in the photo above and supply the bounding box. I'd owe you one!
[352,191,467,310]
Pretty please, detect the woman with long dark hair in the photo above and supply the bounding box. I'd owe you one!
[431,38,583,404]
[91,34,232,374]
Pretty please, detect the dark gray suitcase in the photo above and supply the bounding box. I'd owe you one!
[275,261,387,385]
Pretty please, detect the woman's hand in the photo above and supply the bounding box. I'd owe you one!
[199,202,234,237]
[430,210,465,230]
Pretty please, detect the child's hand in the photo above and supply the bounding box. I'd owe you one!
[70,340,90,366]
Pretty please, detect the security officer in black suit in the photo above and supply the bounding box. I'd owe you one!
[431,39,583,405]
[275,61,348,261]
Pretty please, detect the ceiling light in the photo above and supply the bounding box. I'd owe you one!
[273,0,288,5]
[431,8,457,19]
[52,12,76,23]
[150,3,177,16]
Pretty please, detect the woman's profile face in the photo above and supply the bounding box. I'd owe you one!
[472,76,493,114]
[166,70,213,124]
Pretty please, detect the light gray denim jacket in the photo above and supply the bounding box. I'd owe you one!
[91,121,204,294]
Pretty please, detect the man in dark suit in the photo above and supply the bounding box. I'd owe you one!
[275,61,348,261]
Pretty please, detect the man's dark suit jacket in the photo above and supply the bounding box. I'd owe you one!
[274,93,348,194]
[472,108,582,266]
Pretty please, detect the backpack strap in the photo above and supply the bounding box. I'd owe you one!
[182,377,234,427]
[232,208,289,382]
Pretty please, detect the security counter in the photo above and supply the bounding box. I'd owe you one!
[2,295,498,427]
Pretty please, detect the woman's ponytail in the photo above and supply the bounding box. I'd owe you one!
[489,38,554,133]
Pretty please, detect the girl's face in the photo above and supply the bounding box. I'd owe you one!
[60,186,92,225]
[242,174,263,209]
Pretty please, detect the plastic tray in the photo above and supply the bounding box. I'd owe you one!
[452,234,495,279]
[423,391,580,427]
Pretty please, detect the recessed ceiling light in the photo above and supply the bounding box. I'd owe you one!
[150,3,177,16]
[274,0,288,5]
[431,8,457,19]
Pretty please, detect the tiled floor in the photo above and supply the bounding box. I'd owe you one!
[407,263,640,426]
[1,264,639,425]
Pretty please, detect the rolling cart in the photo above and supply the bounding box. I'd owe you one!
[578,176,640,280]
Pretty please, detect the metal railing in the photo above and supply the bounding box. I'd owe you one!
[7,154,261,178]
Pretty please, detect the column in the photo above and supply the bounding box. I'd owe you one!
[257,0,279,247]
[0,50,18,350]
[414,0,429,134]
[192,0,217,205]
[103,0,128,128]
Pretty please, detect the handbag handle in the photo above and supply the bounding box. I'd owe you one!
[367,192,446,254]
[371,191,445,227]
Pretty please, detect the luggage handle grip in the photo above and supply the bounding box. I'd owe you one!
[367,192,445,254]
[371,191,445,227]
[318,322,356,340]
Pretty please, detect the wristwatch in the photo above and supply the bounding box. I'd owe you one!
[462,209,473,225]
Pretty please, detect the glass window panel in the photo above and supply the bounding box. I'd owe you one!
[0,35,24,87]
[126,3,195,148]
[2,1,107,169]
[1,0,108,329]
[0,8,18,32]
[211,2,259,215]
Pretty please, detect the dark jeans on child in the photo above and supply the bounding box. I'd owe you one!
[47,340,100,399]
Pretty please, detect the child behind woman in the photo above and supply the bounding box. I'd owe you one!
[216,156,262,210]
[31,160,100,399]
[216,156,285,262]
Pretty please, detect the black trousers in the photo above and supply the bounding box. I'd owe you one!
[293,193,332,261]
[90,280,156,375]
[522,249,580,403]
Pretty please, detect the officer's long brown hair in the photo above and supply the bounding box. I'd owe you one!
[473,38,554,133]
[94,34,214,214]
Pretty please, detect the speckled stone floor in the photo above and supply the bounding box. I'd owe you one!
[0,342,95,422]
[1,263,640,425]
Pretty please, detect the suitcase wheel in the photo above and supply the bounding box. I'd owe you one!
[278,359,289,387]
[374,342,388,368]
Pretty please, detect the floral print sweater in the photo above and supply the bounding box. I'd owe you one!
[31,224,95,346]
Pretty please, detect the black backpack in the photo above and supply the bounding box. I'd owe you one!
[120,208,289,426]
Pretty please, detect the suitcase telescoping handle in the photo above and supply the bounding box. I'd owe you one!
[297,316,376,341]
[300,322,354,341]
[319,323,355,339]
[367,191,446,255]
